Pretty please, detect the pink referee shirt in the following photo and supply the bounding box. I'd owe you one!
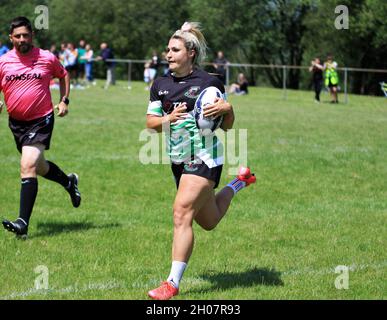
[0,47,67,121]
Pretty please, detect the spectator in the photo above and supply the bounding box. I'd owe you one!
[213,51,228,85]
[380,82,387,97]
[97,42,115,89]
[323,54,339,103]
[144,62,152,90]
[77,40,87,85]
[0,40,10,57]
[150,50,159,72]
[148,50,159,87]
[81,43,95,85]
[309,57,324,103]
[49,44,60,89]
[49,44,59,59]
[228,73,249,95]
[58,42,67,66]
[160,51,169,75]
[63,43,78,85]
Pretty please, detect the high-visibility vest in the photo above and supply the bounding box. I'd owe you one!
[325,62,339,86]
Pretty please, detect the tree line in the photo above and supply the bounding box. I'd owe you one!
[1,0,386,94]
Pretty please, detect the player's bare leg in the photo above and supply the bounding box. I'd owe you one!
[148,174,212,300]
[172,174,213,262]
[195,166,256,230]
[148,167,256,299]
[194,187,233,230]
[333,87,338,103]
[20,144,45,178]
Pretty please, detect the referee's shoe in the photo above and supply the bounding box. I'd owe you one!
[67,173,81,208]
[2,218,28,239]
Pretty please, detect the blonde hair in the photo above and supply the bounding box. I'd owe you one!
[171,22,207,66]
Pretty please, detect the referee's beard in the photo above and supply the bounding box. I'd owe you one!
[17,43,32,54]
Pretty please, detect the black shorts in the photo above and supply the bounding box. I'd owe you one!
[65,64,78,73]
[171,161,223,189]
[328,81,338,88]
[9,112,54,153]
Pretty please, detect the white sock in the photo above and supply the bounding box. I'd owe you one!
[227,178,246,195]
[167,261,187,288]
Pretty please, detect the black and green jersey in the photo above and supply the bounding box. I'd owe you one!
[147,68,225,167]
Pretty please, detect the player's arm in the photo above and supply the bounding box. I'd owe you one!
[56,73,70,117]
[146,80,188,132]
[146,103,187,132]
[220,102,234,130]
[146,115,169,133]
[203,98,234,131]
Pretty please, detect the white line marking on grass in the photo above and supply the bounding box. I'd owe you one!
[126,261,387,289]
[2,261,386,299]
[0,281,122,300]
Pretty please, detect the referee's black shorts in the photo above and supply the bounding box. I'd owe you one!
[8,112,54,153]
[172,160,223,189]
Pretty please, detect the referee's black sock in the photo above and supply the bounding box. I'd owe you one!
[43,161,70,188]
[19,178,38,225]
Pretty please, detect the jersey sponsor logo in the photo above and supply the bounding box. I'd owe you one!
[184,86,201,99]
[158,90,169,96]
[172,102,183,108]
[165,101,185,114]
[5,73,42,82]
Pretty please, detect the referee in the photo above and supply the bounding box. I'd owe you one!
[0,17,81,238]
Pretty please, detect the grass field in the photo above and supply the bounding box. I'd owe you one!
[0,81,386,300]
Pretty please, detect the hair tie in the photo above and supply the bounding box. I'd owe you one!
[181,22,192,32]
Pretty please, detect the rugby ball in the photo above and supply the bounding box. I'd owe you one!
[194,86,223,134]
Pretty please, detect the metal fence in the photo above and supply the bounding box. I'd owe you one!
[96,59,387,103]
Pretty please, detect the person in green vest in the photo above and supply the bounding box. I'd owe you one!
[323,55,339,103]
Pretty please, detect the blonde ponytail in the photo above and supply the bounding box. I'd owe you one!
[172,22,207,66]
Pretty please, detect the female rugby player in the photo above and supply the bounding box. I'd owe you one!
[146,22,256,300]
